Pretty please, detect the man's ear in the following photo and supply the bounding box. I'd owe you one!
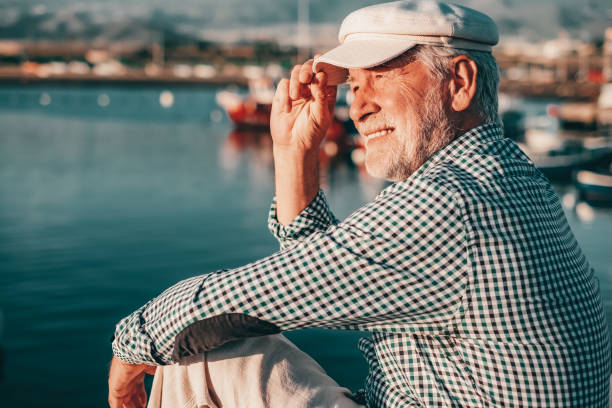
[448,55,477,112]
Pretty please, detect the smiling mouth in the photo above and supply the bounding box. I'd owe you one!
[364,127,394,140]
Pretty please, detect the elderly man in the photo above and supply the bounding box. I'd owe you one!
[109,1,611,407]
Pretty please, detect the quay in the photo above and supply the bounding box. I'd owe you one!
[0,66,248,88]
[499,79,601,100]
[0,65,606,101]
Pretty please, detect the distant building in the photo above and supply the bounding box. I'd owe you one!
[604,28,612,81]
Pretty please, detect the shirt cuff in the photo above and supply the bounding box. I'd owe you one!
[111,306,168,365]
[268,189,338,249]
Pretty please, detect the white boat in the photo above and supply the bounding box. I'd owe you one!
[575,164,612,205]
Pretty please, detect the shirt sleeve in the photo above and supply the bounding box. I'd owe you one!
[112,179,468,365]
[267,188,339,250]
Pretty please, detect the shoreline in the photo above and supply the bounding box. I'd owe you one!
[0,70,248,88]
[0,71,602,100]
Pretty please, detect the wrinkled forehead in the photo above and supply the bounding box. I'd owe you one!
[346,55,425,85]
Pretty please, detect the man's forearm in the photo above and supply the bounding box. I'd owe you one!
[112,177,467,366]
[273,146,320,226]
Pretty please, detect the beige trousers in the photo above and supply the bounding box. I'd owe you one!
[147,334,365,408]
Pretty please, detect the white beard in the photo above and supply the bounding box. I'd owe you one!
[368,85,455,182]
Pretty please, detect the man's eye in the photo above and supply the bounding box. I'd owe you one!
[374,74,384,80]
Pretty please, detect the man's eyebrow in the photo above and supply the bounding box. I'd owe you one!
[347,75,355,84]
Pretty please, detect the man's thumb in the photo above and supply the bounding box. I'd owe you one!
[311,71,331,125]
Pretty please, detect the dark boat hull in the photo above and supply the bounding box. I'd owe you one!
[575,169,612,206]
[532,147,612,181]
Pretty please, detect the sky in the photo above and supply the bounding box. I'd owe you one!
[0,0,611,45]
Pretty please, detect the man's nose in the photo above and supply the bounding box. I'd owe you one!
[349,91,380,124]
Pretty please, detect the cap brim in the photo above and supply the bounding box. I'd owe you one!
[313,38,418,85]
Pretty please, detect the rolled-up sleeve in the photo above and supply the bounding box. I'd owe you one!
[112,179,467,365]
[267,188,339,250]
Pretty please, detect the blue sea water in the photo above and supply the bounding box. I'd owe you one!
[0,85,610,407]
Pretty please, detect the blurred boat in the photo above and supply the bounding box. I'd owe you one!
[520,140,612,180]
[501,109,526,142]
[498,93,526,142]
[575,164,612,205]
[558,101,598,131]
[597,83,612,128]
[519,120,612,180]
[216,77,274,129]
[557,83,612,131]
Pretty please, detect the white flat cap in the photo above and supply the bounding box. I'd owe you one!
[313,0,499,85]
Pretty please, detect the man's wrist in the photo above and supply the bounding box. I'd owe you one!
[272,144,320,182]
[273,144,319,188]
[272,144,319,162]
[273,144,320,226]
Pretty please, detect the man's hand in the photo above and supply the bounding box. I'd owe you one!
[108,355,156,408]
[270,58,338,225]
[270,58,337,154]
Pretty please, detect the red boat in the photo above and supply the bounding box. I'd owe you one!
[216,77,275,129]
[216,77,351,153]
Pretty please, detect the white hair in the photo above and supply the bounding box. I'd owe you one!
[362,45,501,180]
[391,45,501,126]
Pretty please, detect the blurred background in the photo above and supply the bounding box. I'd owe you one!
[0,0,612,406]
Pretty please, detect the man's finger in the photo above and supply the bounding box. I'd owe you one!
[299,59,314,84]
[133,388,146,408]
[311,71,327,102]
[109,386,126,408]
[138,388,147,407]
[289,65,301,100]
[108,357,152,408]
[109,388,130,408]
[109,394,121,408]
[326,86,338,114]
[311,71,330,124]
[273,78,291,113]
[124,394,141,408]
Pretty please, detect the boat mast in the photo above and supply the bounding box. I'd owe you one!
[297,0,310,62]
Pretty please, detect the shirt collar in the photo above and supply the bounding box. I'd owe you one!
[409,123,503,180]
[372,123,503,198]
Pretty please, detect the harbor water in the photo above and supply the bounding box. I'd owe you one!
[0,85,611,407]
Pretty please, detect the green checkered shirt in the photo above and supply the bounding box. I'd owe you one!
[113,124,610,407]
